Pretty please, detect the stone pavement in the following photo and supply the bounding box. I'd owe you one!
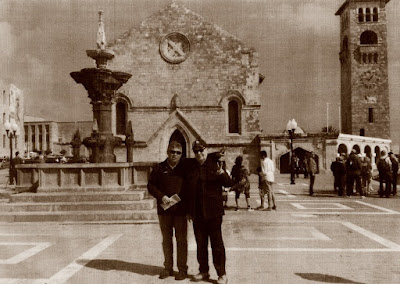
[1,170,400,283]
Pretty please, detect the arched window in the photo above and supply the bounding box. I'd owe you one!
[116,101,127,135]
[358,8,364,22]
[228,100,240,134]
[360,31,378,45]
[365,8,371,22]
[373,8,378,22]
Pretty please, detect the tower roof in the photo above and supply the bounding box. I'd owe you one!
[335,0,391,16]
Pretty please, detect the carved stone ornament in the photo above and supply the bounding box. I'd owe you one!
[160,33,190,64]
[360,70,380,90]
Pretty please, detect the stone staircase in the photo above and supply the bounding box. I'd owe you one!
[0,189,158,223]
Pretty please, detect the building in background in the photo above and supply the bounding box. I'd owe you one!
[0,84,24,158]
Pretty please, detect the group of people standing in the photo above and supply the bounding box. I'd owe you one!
[147,141,277,283]
[330,149,398,198]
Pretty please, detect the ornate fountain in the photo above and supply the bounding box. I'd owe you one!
[70,11,132,163]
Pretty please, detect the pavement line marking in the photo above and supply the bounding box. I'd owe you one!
[0,242,52,264]
[283,211,396,215]
[290,202,353,210]
[240,226,331,241]
[0,279,47,284]
[278,189,296,198]
[223,248,400,252]
[341,221,400,250]
[292,214,318,218]
[46,234,122,284]
[354,200,400,214]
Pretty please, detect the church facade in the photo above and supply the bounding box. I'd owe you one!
[108,3,264,171]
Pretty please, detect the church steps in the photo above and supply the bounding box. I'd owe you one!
[9,191,146,203]
[0,190,158,223]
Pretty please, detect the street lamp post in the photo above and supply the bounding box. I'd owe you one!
[286,119,297,185]
[5,121,19,185]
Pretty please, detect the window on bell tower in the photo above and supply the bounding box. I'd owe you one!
[360,31,378,45]
[368,108,374,123]
[365,8,371,22]
[358,8,364,22]
[373,8,378,22]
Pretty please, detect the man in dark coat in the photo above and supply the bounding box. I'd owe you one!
[10,151,24,185]
[147,141,189,281]
[188,140,232,284]
[331,155,346,196]
[377,150,392,198]
[346,150,363,198]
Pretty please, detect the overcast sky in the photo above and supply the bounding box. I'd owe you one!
[1,0,400,147]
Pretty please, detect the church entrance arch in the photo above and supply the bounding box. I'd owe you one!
[169,129,187,158]
[280,147,312,174]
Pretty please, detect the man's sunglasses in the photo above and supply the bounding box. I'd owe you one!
[193,149,205,154]
[169,150,182,155]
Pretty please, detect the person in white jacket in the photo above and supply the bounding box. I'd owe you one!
[257,150,276,211]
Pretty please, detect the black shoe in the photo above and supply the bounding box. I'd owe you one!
[175,271,187,281]
[272,205,277,210]
[159,269,173,279]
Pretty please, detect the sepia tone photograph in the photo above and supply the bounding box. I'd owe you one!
[1,0,400,283]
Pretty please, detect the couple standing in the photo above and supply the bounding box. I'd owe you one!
[147,140,232,284]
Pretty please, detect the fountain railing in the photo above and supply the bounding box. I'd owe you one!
[15,162,156,193]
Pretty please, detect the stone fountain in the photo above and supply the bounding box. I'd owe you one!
[70,11,132,163]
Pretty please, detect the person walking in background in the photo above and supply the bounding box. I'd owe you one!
[302,157,309,179]
[257,150,276,211]
[188,141,232,284]
[307,152,318,196]
[147,141,189,281]
[389,152,399,196]
[231,156,252,211]
[377,150,392,198]
[331,155,346,196]
[10,151,24,185]
[360,154,372,196]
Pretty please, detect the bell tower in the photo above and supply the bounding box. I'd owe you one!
[336,0,391,139]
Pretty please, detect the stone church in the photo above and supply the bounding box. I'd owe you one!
[108,3,264,170]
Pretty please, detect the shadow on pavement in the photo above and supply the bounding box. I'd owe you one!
[295,273,365,284]
[79,259,161,276]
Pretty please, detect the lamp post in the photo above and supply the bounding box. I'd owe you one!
[5,120,19,185]
[286,119,297,185]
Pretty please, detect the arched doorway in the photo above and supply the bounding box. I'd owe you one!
[352,145,361,154]
[280,148,314,174]
[375,146,381,161]
[364,145,372,159]
[169,129,187,158]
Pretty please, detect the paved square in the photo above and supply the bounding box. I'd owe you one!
[290,202,353,210]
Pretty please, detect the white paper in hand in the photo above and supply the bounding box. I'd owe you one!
[160,194,181,210]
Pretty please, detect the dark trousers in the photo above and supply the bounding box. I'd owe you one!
[334,175,345,196]
[347,174,362,196]
[193,216,226,277]
[392,172,397,195]
[309,174,315,195]
[379,175,391,198]
[158,215,188,273]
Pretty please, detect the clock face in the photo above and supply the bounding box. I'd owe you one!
[160,33,190,64]
[360,70,379,89]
